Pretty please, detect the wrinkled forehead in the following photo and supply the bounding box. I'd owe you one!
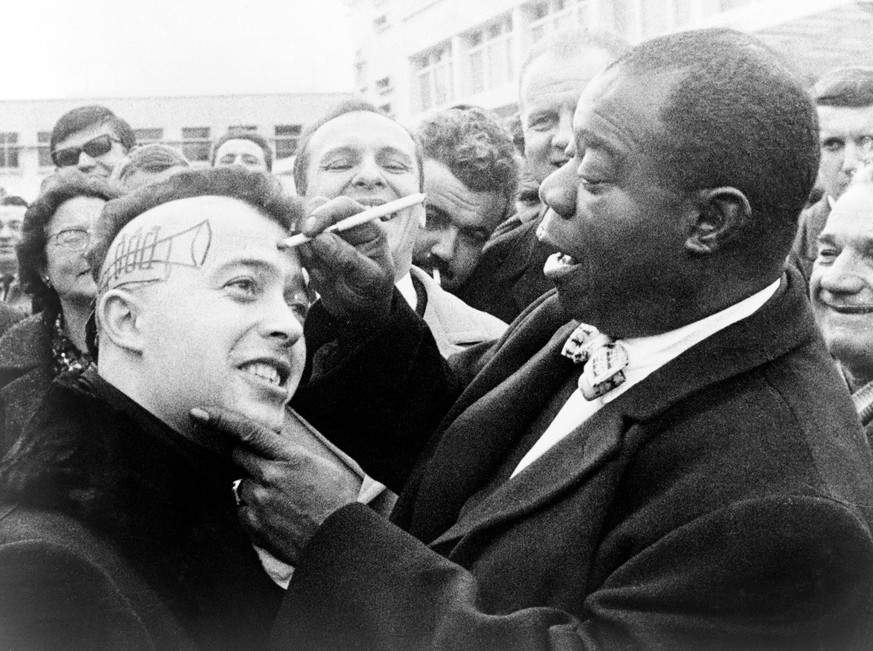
[98,195,294,292]
[216,138,266,159]
[308,111,418,160]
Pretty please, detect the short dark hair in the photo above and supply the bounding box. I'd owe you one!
[17,170,123,315]
[613,28,819,264]
[210,131,274,171]
[518,28,630,104]
[292,98,424,195]
[812,66,873,108]
[88,167,301,286]
[50,105,136,154]
[115,144,190,185]
[1,196,28,208]
[416,106,519,219]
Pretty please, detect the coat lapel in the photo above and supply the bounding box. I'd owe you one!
[426,268,816,550]
[431,401,625,548]
[406,319,579,542]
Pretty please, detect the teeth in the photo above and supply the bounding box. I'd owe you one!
[544,252,580,275]
[241,362,281,386]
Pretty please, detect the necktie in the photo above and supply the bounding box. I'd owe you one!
[561,323,628,400]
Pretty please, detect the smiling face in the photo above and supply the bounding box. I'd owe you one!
[53,123,128,178]
[816,105,873,201]
[537,66,694,337]
[98,196,309,443]
[44,196,106,307]
[0,205,25,273]
[413,158,506,290]
[304,111,423,280]
[214,138,269,172]
[520,48,616,186]
[811,183,873,387]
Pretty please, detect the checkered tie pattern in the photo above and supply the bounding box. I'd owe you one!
[560,323,628,400]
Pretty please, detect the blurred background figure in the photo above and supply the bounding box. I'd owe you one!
[457,29,629,323]
[293,99,507,359]
[0,171,121,452]
[49,105,136,178]
[113,144,191,191]
[792,66,873,280]
[0,197,29,314]
[810,159,873,434]
[412,105,519,295]
[211,130,274,172]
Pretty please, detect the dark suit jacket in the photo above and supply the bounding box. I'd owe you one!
[0,314,53,454]
[0,369,283,649]
[791,195,830,283]
[275,268,873,650]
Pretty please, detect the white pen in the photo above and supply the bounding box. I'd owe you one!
[279,193,427,249]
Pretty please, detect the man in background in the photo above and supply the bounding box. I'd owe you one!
[458,28,629,322]
[412,105,519,296]
[0,196,28,313]
[50,105,135,178]
[211,130,273,173]
[792,66,873,280]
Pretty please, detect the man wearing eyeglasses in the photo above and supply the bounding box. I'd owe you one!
[49,105,136,178]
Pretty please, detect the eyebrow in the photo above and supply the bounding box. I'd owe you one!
[213,257,307,288]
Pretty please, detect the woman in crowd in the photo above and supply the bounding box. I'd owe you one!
[0,170,121,453]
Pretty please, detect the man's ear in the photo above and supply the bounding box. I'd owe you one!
[97,289,145,353]
[683,187,752,255]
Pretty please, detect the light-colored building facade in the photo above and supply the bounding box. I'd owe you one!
[0,92,352,201]
[348,0,873,124]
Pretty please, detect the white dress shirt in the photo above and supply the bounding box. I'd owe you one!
[511,279,781,478]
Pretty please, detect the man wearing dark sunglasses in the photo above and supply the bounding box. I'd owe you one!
[50,105,135,178]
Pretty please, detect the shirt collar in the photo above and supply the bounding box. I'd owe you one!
[396,272,416,311]
[600,278,781,404]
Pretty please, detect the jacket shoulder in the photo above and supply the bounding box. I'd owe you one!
[0,504,191,649]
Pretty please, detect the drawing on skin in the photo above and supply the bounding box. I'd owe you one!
[100,219,212,290]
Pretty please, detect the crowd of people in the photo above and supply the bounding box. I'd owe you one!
[0,25,872,650]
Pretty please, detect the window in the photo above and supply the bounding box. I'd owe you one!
[181,127,211,162]
[228,125,257,133]
[528,0,592,42]
[37,131,52,167]
[134,128,164,144]
[274,124,302,160]
[355,59,368,93]
[0,133,19,169]
[413,44,453,112]
[466,16,513,95]
[376,76,393,95]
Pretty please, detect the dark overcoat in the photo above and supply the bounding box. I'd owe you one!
[275,269,873,650]
[0,370,283,649]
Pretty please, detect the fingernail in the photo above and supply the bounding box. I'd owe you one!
[304,217,317,232]
[190,408,210,423]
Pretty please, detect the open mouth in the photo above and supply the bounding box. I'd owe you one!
[354,198,399,222]
[238,358,291,389]
[826,304,873,315]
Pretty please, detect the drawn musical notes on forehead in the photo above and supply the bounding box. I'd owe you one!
[100,219,212,290]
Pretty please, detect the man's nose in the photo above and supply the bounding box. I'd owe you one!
[77,151,96,170]
[431,227,458,260]
[842,141,867,174]
[551,109,574,152]
[819,250,868,295]
[352,157,386,188]
[261,292,305,344]
[540,162,577,219]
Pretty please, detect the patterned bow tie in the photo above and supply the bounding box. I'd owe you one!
[561,323,628,400]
